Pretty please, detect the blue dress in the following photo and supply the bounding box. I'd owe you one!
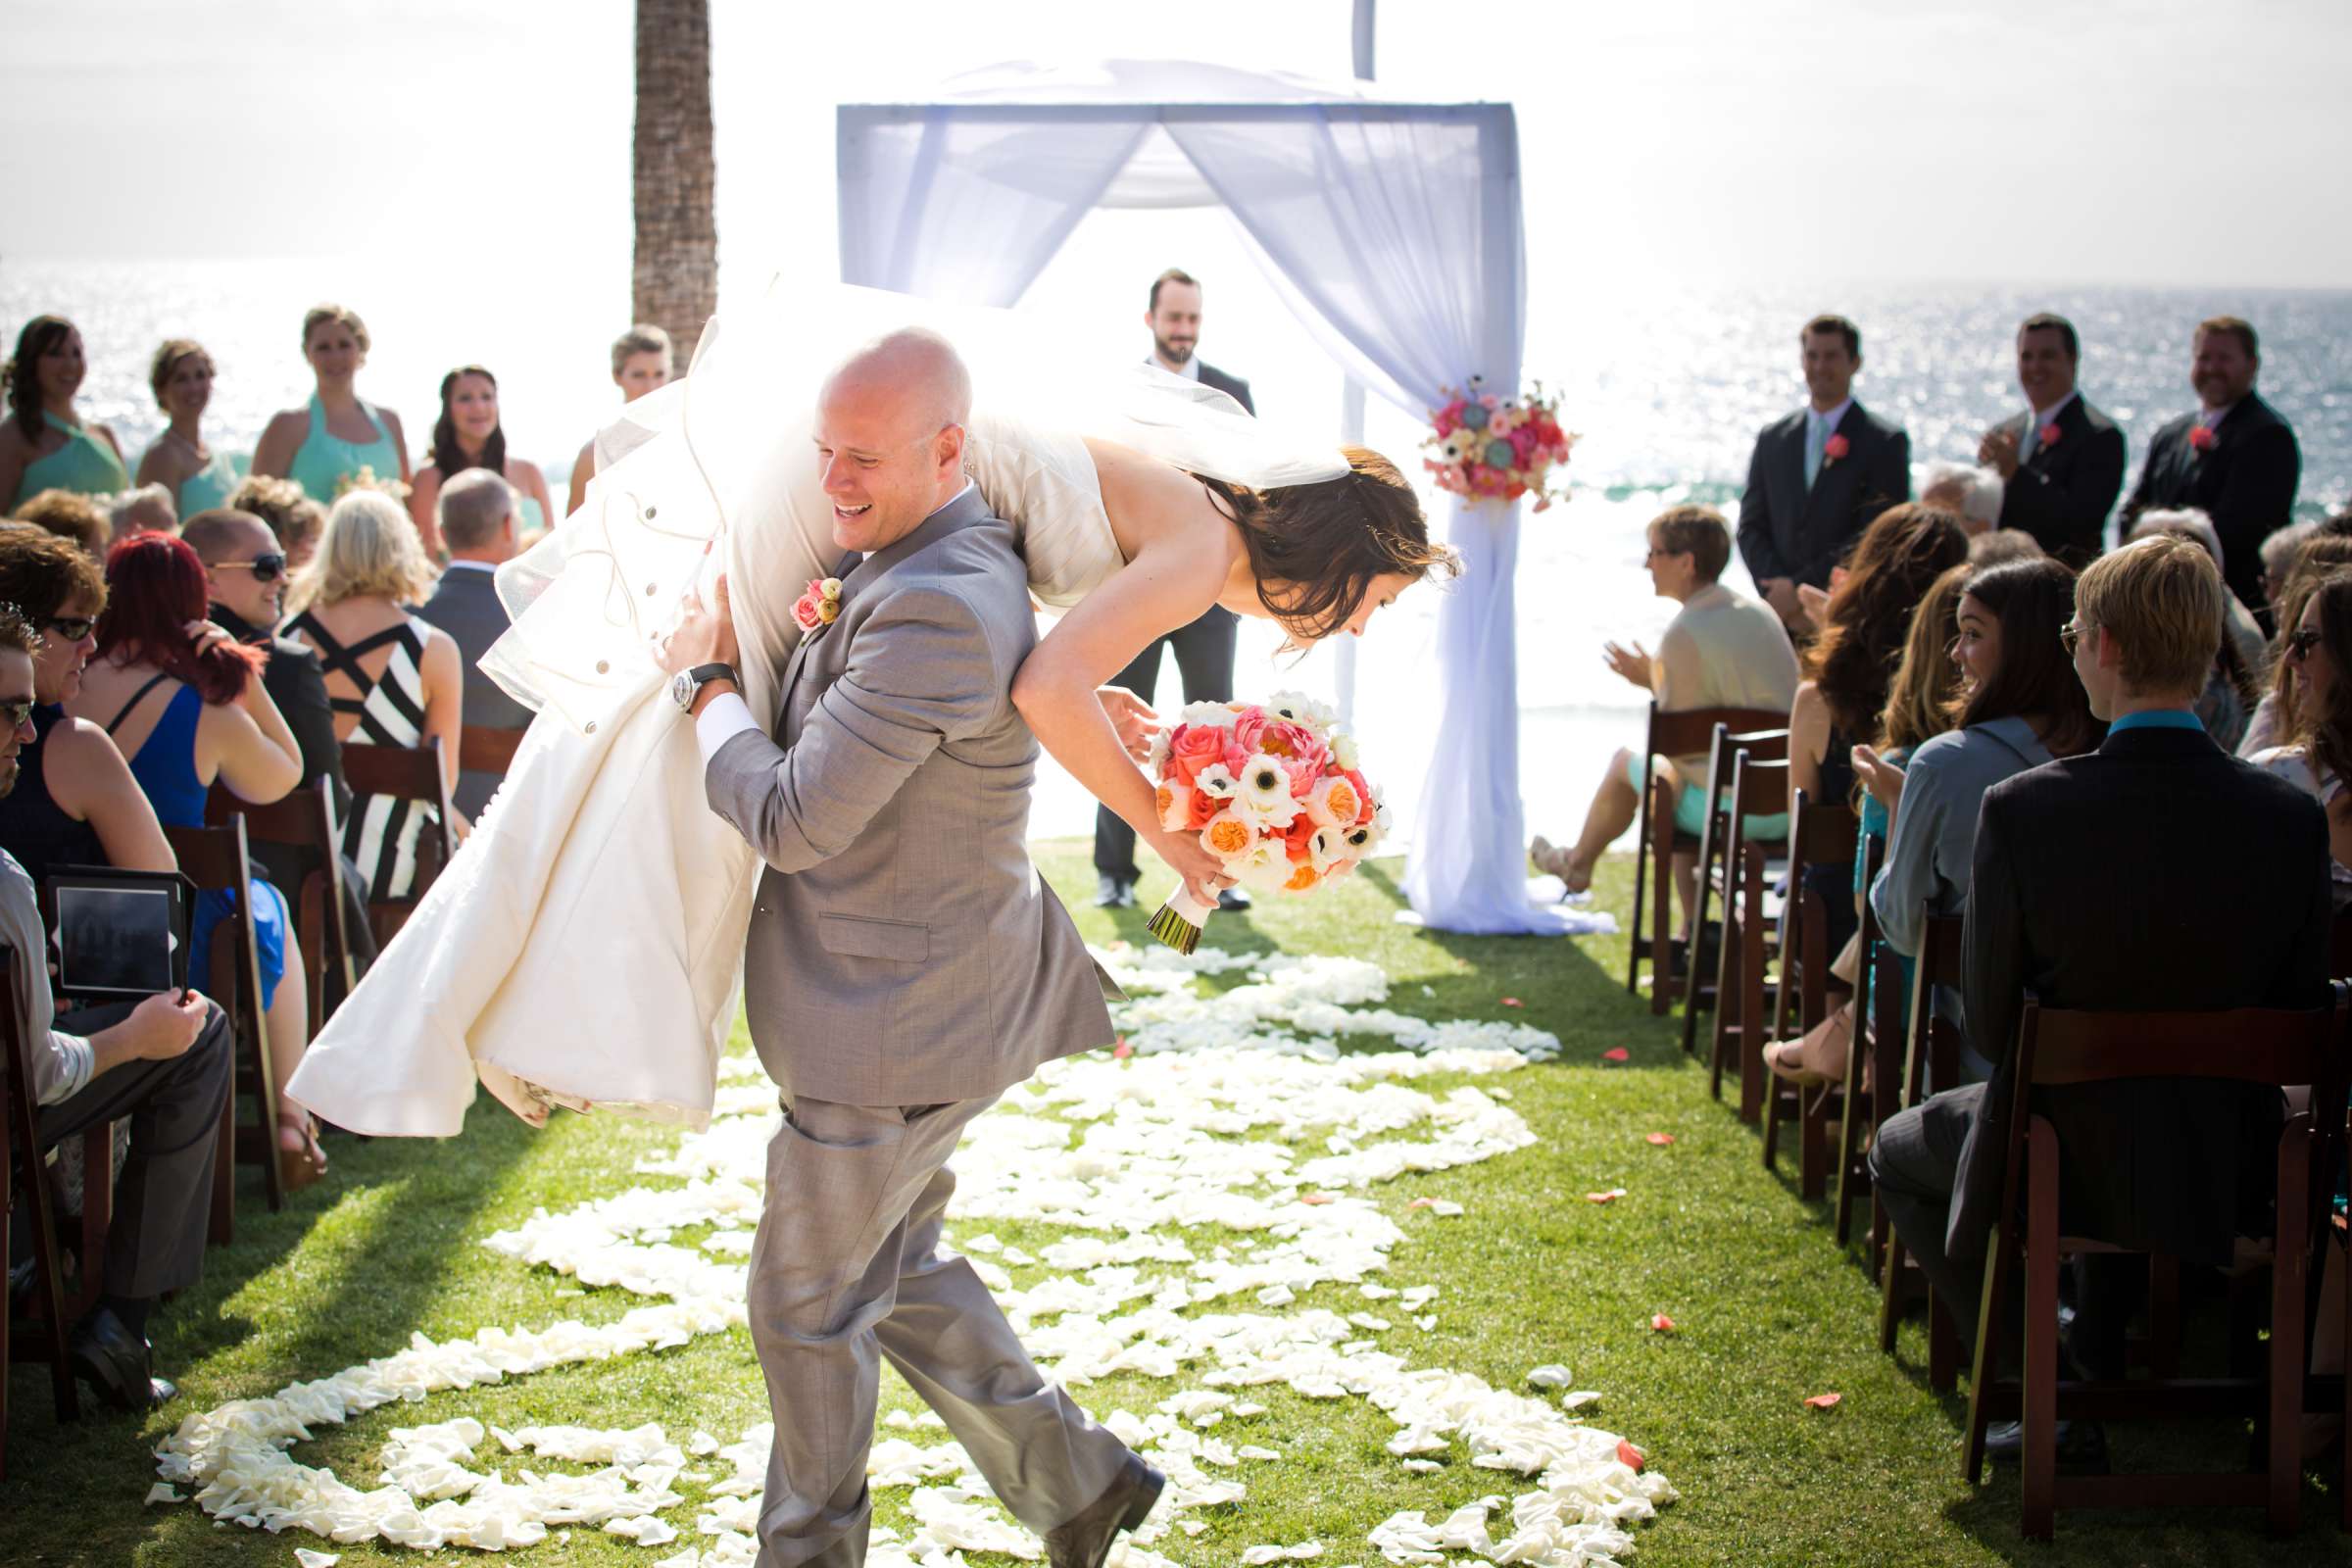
[113,680,288,1009]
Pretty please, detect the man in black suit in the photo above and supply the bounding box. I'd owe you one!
[1737,315,1911,628]
[2121,316,2302,612]
[1977,313,2127,569]
[1868,533,2328,1462]
[416,469,532,819]
[1097,269,1250,909]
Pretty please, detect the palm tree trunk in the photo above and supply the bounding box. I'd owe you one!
[632,0,717,359]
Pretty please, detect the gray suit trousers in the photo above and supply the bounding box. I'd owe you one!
[750,1094,1130,1568]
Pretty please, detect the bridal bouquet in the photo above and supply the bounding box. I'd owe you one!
[1424,378,1577,512]
[1143,693,1389,955]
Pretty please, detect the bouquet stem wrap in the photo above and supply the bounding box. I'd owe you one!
[1148,886,1213,956]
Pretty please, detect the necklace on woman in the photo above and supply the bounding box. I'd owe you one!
[166,425,208,461]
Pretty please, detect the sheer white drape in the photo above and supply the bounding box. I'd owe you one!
[837,74,1571,933]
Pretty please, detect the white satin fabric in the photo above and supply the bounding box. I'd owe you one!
[285,283,1344,1136]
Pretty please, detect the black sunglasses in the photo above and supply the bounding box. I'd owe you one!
[215,553,288,584]
[40,614,96,643]
[2286,626,2324,661]
[0,698,35,730]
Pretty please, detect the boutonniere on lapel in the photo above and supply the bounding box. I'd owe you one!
[792,576,843,643]
[1820,432,1850,469]
[2188,423,2218,456]
[2036,422,2062,451]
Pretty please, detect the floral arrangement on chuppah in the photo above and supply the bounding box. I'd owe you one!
[1144,692,1389,955]
[1422,378,1577,511]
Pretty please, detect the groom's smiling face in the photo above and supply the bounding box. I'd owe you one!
[813,369,965,555]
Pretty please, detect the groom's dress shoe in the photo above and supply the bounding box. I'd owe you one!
[1984,1419,2108,1473]
[1095,875,1136,909]
[1045,1454,1163,1568]
[69,1305,176,1411]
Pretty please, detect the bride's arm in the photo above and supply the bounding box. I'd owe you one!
[1011,538,1233,905]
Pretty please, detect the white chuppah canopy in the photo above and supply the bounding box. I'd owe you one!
[836,59,1576,936]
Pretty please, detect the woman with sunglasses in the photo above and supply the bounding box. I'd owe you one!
[2248,567,2352,906]
[66,532,330,1190]
[0,528,175,883]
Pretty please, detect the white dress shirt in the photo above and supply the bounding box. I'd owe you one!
[1147,352,1202,382]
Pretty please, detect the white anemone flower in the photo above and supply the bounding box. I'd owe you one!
[1147,728,1173,774]
[1193,761,1240,800]
[1232,754,1302,830]
[1179,701,1242,729]
[1330,730,1361,771]
[1230,837,1297,891]
[1265,691,1338,735]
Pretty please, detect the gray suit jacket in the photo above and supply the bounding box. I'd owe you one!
[704,486,1115,1106]
[416,564,533,818]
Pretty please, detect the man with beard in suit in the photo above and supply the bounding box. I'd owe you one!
[1736,315,1911,629]
[1976,313,2127,569]
[2121,316,2301,613]
[1096,269,1253,911]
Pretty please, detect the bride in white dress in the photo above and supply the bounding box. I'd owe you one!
[285,284,1453,1136]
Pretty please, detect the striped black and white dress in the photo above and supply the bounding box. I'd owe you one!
[285,611,436,901]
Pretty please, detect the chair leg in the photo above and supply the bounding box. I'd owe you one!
[1834,1076,1866,1245]
[1799,1083,1831,1200]
[208,1084,234,1247]
[1710,904,1741,1102]
[2267,1129,2309,1536]
[1929,1291,1961,1394]
[1738,885,1768,1125]
[1964,1225,2015,1485]
[1878,1230,1908,1354]
[2147,1254,2181,1380]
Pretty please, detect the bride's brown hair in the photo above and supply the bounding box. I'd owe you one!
[1193,447,1458,644]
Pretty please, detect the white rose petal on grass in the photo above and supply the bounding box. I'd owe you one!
[1400,1458,1443,1474]
[145,1483,182,1505]
[1563,1391,1603,1411]
[1415,1314,1439,1332]
[1243,1543,1325,1564]
[294,1551,340,1568]
[1526,1364,1572,1389]
[1237,1445,1284,1460]
[688,1430,721,1455]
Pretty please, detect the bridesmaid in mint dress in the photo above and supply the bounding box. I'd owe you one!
[405,364,554,559]
[0,316,132,510]
[249,303,410,511]
[134,339,243,518]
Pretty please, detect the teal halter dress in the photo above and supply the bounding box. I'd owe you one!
[287,394,401,504]
[14,412,130,507]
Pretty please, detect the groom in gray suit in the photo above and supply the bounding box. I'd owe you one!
[656,329,1160,1568]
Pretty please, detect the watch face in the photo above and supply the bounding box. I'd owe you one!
[671,668,696,710]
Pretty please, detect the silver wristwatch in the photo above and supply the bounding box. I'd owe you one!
[671,662,738,711]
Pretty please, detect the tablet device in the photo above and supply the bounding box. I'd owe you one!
[44,866,194,1005]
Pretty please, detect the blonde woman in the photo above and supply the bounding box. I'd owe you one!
[250,304,411,504]
[566,324,673,519]
[134,339,241,516]
[283,491,465,902]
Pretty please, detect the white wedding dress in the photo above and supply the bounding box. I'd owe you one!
[284,284,1345,1137]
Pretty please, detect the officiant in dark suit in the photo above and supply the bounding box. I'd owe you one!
[1097,268,1250,910]
[1977,313,2127,569]
[1736,315,1911,627]
[2121,315,2302,612]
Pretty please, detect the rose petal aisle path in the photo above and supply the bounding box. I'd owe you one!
[6,849,2345,1565]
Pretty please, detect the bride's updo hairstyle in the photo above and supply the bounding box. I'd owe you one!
[1197,447,1457,644]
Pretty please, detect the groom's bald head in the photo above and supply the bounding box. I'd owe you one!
[813,327,973,553]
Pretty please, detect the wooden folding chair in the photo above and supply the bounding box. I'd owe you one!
[3,948,86,1474]
[207,784,355,1039]
[1835,833,1896,1255]
[1707,752,1790,1123]
[1622,704,1788,1015]
[1762,790,1857,1195]
[1679,724,1791,1054]
[1962,989,2352,1540]
[1879,909,1967,1390]
[459,722,524,780]
[162,816,281,1238]
[342,738,457,944]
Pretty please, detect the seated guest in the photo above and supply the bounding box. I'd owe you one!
[228,472,326,574]
[15,487,110,557]
[0,528,174,880]
[1786,503,1970,955]
[1871,534,2326,1466]
[66,534,327,1188]
[284,491,467,902]
[1765,562,1969,1085]
[407,365,557,557]
[1738,314,1912,628]
[2126,507,2264,749]
[567,324,674,518]
[133,339,241,518]
[181,508,378,985]
[1919,461,2004,536]
[1966,528,2043,566]
[0,317,130,510]
[107,483,176,543]
[2258,520,2317,615]
[2248,569,2352,906]
[1861,557,2100,1083]
[1977,313,2128,569]
[1,606,231,1411]
[416,469,531,818]
[2239,536,2352,757]
[2121,315,2300,612]
[1530,505,1797,933]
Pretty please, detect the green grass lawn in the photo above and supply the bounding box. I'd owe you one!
[4,845,2343,1566]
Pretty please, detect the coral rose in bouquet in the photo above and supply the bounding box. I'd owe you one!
[1143,691,1390,954]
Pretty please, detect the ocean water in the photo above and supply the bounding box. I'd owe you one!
[7,258,2347,845]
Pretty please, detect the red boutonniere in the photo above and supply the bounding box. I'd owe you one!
[791,575,843,643]
[2037,422,2062,449]
[1821,432,1850,468]
[2188,423,2218,454]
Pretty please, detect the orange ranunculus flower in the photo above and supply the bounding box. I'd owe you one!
[1200,812,1255,858]
[1284,862,1320,893]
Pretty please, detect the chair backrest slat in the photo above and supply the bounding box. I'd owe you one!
[2024,1001,2343,1090]
[1734,755,1790,817]
[458,724,524,776]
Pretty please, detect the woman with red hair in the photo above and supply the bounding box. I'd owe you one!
[66,532,328,1188]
